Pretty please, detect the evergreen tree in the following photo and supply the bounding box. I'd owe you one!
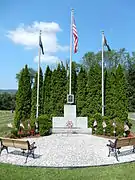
[115,64,128,121]
[14,65,31,128]
[50,63,67,116]
[86,63,102,116]
[16,68,36,85]
[105,69,117,118]
[43,66,52,115]
[127,64,135,112]
[76,67,87,116]
[71,62,77,101]
[49,68,58,116]
[105,65,128,121]
[31,68,43,119]
[60,62,68,108]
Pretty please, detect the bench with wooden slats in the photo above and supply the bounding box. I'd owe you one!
[107,137,135,161]
[0,137,37,163]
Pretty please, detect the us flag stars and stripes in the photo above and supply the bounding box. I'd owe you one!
[72,16,78,53]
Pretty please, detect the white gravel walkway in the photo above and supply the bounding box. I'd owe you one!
[0,134,135,167]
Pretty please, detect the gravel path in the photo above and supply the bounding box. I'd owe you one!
[0,134,135,167]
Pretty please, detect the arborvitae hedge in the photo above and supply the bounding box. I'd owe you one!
[76,66,87,116]
[50,63,67,116]
[115,64,128,121]
[86,63,102,116]
[14,65,31,129]
[43,66,52,115]
[14,61,129,136]
[127,64,135,112]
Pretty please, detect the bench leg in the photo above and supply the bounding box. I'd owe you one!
[108,147,112,157]
[133,145,135,153]
[0,145,8,155]
[31,149,35,158]
[25,150,30,163]
[25,149,35,163]
[114,149,119,161]
[118,149,121,154]
[22,150,25,156]
[32,152,35,158]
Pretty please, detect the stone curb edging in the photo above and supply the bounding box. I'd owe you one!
[1,159,135,169]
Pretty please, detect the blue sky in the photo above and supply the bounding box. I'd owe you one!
[0,0,135,89]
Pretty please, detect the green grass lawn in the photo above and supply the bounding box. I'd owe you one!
[1,162,135,180]
[131,119,135,133]
[0,110,14,137]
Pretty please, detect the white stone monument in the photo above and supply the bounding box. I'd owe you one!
[52,102,92,134]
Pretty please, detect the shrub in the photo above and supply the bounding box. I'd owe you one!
[11,128,18,136]
[101,116,112,136]
[88,113,102,134]
[30,118,36,130]
[88,113,129,137]
[10,128,21,138]
[88,117,95,128]
[38,114,52,136]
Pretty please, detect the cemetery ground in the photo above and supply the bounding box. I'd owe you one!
[0,110,14,137]
[1,110,135,180]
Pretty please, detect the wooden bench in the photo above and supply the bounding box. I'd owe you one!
[0,137,37,163]
[107,137,135,161]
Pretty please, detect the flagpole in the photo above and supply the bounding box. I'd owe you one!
[102,31,104,116]
[36,30,41,126]
[69,9,73,95]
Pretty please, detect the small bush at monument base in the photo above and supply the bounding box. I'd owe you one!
[38,115,52,136]
[89,113,131,137]
[9,128,19,138]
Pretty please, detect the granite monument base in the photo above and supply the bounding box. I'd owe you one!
[52,104,92,134]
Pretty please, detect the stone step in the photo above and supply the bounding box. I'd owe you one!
[51,128,92,134]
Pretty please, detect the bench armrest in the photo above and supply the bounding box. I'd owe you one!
[29,142,36,150]
[107,140,115,148]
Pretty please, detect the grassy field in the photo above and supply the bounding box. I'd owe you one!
[1,162,135,180]
[0,110,14,137]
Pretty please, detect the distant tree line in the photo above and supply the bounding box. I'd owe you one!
[0,93,16,110]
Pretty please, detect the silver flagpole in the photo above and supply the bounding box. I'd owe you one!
[36,30,41,130]
[69,9,73,95]
[102,31,104,116]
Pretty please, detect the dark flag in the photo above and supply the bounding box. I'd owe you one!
[39,31,44,55]
[103,35,111,51]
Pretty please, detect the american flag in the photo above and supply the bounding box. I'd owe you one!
[72,16,78,53]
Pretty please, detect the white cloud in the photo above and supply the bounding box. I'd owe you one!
[6,21,69,63]
[34,54,60,64]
